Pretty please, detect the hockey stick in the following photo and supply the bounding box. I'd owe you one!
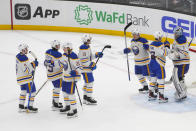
[94,45,111,66]
[27,51,37,112]
[67,50,83,109]
[36,80,48,96]
[189,38,193,47]
[124,22,132,81]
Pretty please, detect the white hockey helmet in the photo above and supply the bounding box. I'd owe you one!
[132,28,140,36]
[82,34,92,43]
[18,43,29,52]
[62,42,73,50]
[154,31,163,40]
[174,26,183,37]
[50,40,60,49]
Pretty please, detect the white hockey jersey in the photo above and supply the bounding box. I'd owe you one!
[129,38,150,65]
[78,44,96,73]
[149,41,168,67]
[16,53,35,85]
[60,52,82,82]
[172,35,190,65]
[44,49,63,81]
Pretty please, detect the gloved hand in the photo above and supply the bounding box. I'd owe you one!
[70,70,77,77]
[89,62,96,71]
[34,59,39,67]
[31,59,39,68]
[164,41,170,49]
[95,52,103,58]
[123,48,131,54]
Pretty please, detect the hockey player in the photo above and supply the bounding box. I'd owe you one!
[148,31,170,103]
[169,26,190,100]
[16,44,39,112]
[44,40,63,110]
[78,34,103,105]
[59,42,82,118]
[123,29,150,93]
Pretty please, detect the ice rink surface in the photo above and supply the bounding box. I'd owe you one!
[0,30,196,131]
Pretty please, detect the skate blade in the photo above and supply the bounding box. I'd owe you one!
[18,109,26,113]
[148,97,157,101]
[26,109,38,113]
[67,114,78,119]
[85,102,97,105]
[139,91,149,94]
[60,111,69,114]
[51,106,62,111]
[158,100,168,103]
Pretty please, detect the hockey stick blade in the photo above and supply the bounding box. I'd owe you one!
[124,22,132,32]
[29,51,37,60]
[104,45,112,49]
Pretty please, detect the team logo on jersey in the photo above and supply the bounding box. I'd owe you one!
[15,4,31,20]
[74,5,93,25]
[132,46,139,55]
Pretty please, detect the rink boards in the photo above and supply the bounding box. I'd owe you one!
[0,0,196,45]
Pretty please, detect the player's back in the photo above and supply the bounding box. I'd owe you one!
[45,49,63,81]
[16,53,33,85]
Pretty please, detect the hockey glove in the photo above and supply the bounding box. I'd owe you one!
[95,52,103,58]
[70,70,77,77]
[31,60,39,68]
[123,48,131,54]
[89,62,97,71]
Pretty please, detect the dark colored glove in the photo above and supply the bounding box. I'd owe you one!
[31,59,39,68]
[123,48,131,54]
[34,59,39,67]
[89,62,97,71]
[95,52,103,58]
[164,41,170,49]
[70,70,77,77]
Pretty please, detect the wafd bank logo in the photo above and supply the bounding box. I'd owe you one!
[74,5,150,27]
[162,16,196,38]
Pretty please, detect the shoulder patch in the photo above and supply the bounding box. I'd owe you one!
[16,53,28,62]
[80,44,89,50]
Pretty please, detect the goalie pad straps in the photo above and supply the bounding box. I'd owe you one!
[172,67,186,98]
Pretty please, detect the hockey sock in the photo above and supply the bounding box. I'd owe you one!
[53,87,61,103]
[29,92,36,107]
[63,92,70,106]
[149,77,157,91]
[137,75,148,86]
[69,94,77,110]
[157,79,165,94]
[83,83,87,96]
[86,82,93,97]
[19,90,27,105]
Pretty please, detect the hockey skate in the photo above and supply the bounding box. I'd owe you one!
[83,95,97,105]
[67,109,78,118]
[148,90,157,101]
[60,105,70,114]
[18,104,26,113]
[138,85,148,94]
[158,93,168,103]
[52,99,63,111]
[26,106,38,113]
